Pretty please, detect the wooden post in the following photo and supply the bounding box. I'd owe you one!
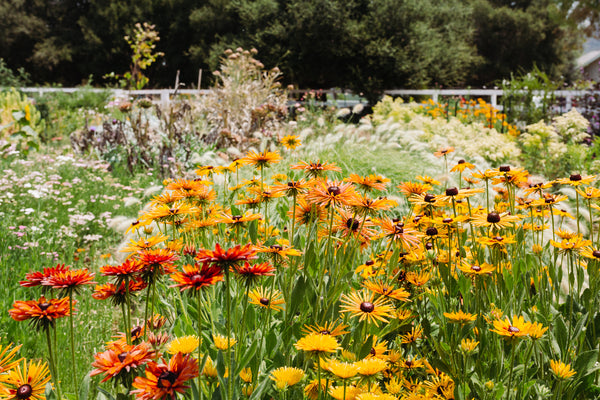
[197,69,202,92]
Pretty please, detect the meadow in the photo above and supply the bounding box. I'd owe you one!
[2,50,600,400]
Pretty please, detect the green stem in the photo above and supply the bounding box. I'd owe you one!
[225,267,233,400]
[69,293,79,400]
[197,293,203,400]
[507,341,517,400]
[46,327,63,400]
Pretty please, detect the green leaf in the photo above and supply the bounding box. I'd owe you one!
[11,110,25,121]
[97,387,116,400]
[574,349,599,378]
[79,373,91,400]
[248,220,258,244]
[358,335,373,359]
[288,276,306,316]
[554,315,568,357]
[45,383,56,400]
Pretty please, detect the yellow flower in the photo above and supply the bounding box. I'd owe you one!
[270,367,304,390]
[458,261,495,278]
[550,360,576,380]
[281,135,302,150]
[212,334,237,350]
[490,316,531,339]
[444,310,477,324]
[340,290,394,327]
[202,357,217,378]
[239,367,252,383]
[167,335,199,355]
[326,360,358,379]
[355,358,387,376]
[460,338,479,353]
[0,360,51,400]
[329,385,362,400]
[295,333,340,355]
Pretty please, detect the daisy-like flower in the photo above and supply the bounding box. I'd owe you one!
[491,166,529,186]
[131,353,199,400]
[170,263,223,293]
[218,211,261,226]
[19,264,70,288]
[345,174,390,192]
[363,280,410,302]
[196,243,257,269]
[423,373,455,399]
[233,261,275,286]
[121,234,169,253]
[450,159,476,173]
[272,179,310,197]
[91,342,155,383]
[340,290,394,327]
[257,241,302,264]
[212,334,237,350]
[141,201,198,223]
[9,296,71,330]
[329,385,362,400]
[302,321,349,337]
[528,322,548,340]
[397,181,432,197]
[470,211,521,231]
[138,249,180,284]
[306,179,357,208]
[42,268,96,296]
[406,270,430,287]
[0,360,51,400]
[550,360,576,380]
[477,234,516,254]
[550,236,592,255]
[378,219,421,249]
[444,310,477,324]
[150,191,185,206]
[434,147,454,157]
[294,333,340,355]
[248,287,285,311]
[280,135,301,150]
[400,326,423,344]
[460,338,479,353]
[326,360,358,380]
[291,160,342,179]
[270,367,304,390]
[304,378,329,400]
[355,358,387,377]
[350,195,398,217]
[581,247,600,261]
[92,279,147,305]
[166,178,212,193]
[555,173,596,187]
[415,175,441,186]
[241,150,281,169]
[458,261,495,278]
[290,196,326,225]
[490,315,531,339]
[100,260,143,285]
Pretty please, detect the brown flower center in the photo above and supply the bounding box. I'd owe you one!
[365,260,374,266]
[570,174,582,181]
[499,165,511,172]
[320,330,330,335]
[259,298,270,306]
[494,236,503,241]
[443,217,453,223]
[16,384,32,400]
[118,352,128,362]
[471,265,482,272]
[445,187,459,196]
[270,245,283,251]
[370,348,376,356]
[426,227,438,236]
[458,159,465,164]
[327,186,341,196]
[508,325,520,333]
[424,193,436,203]
[593,250,600,259]
[487,212,501,223]
[360,302,375,313]
[157,371,178,388]
[38,302,51,311]
[346,218,360,231]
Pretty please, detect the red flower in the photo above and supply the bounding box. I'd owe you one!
[170,263,223,292]
[92,279,148,305]
[101,260,143,280]
[132,353,199,400]
[42,268,96,295]
[195,243,257,268]
[9,296,71,330]
[137,249,180,284]
[19,264,70,287]
[91,341,156,383]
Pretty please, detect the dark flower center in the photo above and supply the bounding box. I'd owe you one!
[38,302,51,311]
[487,212,501,223]
[270,245,283,251]
[471,265,482,272]
[365,260,374,266]
[360,302,375,313]
[424,193,435,203]
[426,227,438,236]
[346,218,360,230]
[190,274,203,283]
[593,250,600,258]
[395,223,404,234]
[16,384,32,400]
[392,217,400,223]
[445,187,459,196]
[157,371,178,388]
[118,352,128,362]
[320,330,330,335]
[287,181,294,187]
[327,186,341,196]
[458,159,465,164]
[259,298,270,305]
[405,360,413,367]
[413,216,422,223]
[425,242,433,250]
[508,326,520,333]
[570,174,582,181]
[370,348,376,356]
[398,271,407,282]
[499,165,511,172]
[545,198,553,203]
[232,215,242,221]
[442,218,453,223]
[131,326,142,338]
[494,236,503,241]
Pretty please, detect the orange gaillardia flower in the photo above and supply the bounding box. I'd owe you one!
[131,353,199,400]
[91,342,155,383]
[42,268,96,295]
[9,296,71,330]
[306,180,357,208]
[19,264,70,288]
[196,243,257,269]
[92,279,147,305]
[240,150,282,169]
[302,321,349,337]
[291,160,342,179]
[170,263,224,293]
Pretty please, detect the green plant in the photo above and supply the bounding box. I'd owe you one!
[0,58,30,87]
[0,88,44,154]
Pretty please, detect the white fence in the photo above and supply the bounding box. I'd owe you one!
[13,87,599,111]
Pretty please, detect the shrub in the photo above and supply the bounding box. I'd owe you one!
[0,88,44,154]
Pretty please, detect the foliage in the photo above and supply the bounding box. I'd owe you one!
[70,98,208,177]
[198,48,288,150]
[500,67,563,127]
[0,89,44,154]
[0,58,30,87]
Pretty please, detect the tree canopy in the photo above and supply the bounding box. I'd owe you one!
[0,0,585,100]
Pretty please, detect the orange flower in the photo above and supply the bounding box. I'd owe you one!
[305,180,357,208]
[131,353,199,400]
[19,264,70,288]
[170,263,223,293]
[9,296,71,330]
[92,279,147,305]
[378,218,421,249]
[340,290,394,326]
[91,342,155,383]
[138,249,180,283]
[100,259,143,286]
[233,262,275,286]
[433,147,454,157]
[240,150,281,169]
[196,243,257,268]
[42,268,96,295]
[291,160,342,179]
[344,173,390,192]
[397,181,432,197]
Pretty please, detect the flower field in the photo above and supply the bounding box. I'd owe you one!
[4,53,600,400]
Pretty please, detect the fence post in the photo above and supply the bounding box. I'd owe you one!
[566,94,572,111]
[160,90,169,106]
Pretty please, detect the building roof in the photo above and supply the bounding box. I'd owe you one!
[577,49,600,68]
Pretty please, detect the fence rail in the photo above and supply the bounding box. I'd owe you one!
[11,87,600,111]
